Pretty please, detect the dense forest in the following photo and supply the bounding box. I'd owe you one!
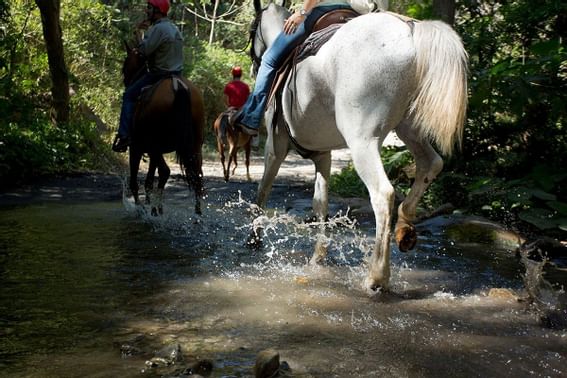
[0,0,565,239]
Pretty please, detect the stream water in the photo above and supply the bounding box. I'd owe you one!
[1,169,566,377]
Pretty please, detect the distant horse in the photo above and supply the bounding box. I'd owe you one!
[122,42,205,215]
[212,111,252,182]
[250,0,468,292]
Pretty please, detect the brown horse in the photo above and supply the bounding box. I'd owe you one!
[212,111,252,182]
[122,42,205,215]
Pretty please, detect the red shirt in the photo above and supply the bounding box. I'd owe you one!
[224,80,250,108]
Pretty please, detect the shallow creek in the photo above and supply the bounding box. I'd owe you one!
[0,165,566,377]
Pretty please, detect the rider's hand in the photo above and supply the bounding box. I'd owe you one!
[283,12,306,34]
[137,20,151,30]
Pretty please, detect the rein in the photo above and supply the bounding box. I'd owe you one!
[249,10,265,77]
[124,51,148,87]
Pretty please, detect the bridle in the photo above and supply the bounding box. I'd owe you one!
[248,10,266,77]
[123,49,147,87]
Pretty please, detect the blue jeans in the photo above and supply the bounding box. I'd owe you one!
[118,71,180,138]
[239,4,352,130]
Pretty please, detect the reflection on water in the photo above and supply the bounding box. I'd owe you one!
[0,185,566,377]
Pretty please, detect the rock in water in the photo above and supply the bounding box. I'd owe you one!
[255,349,280,378]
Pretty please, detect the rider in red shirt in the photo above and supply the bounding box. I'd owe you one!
[220,67,251,142]
[223,66,250,109]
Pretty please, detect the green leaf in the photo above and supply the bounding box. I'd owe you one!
[530,39,561,57]
[547,201,567,216]
[506,187,531,205]
[466,177,499,193]
[518,208,557,230]
[528,189,556,201]
[528,165,566,191]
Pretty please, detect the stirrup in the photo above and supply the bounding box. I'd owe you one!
[112,135,130,152]
[236,122,259,136]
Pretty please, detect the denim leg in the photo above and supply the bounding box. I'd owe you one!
[239,4,351,130]
[118,73,163,138]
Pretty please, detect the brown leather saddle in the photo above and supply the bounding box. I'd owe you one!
[267,9,360,106]
[138,75,188,104]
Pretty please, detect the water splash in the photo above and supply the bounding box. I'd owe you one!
[519,245,567,328]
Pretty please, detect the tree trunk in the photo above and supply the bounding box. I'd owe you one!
[35,0,70,125]
[433,0,455,26]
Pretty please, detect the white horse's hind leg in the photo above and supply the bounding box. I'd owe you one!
[349,139,394,291]
[394,120,443,251]
[309,151,331,265]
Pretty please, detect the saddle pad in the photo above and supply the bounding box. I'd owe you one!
[267,24,344,107]
[296,23,343,62]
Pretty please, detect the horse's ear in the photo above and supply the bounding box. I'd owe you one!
[279,0,287,8]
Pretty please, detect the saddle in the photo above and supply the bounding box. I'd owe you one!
[267,9,360,106]
[138,75,188,105]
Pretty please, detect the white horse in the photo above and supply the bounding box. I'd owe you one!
[251,0,468,292]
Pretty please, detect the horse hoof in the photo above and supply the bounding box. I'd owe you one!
[247,204,264,218]
[364,276,389,294]
[395,224,417,252]
[245,229,263,250]
[309,254,325,266]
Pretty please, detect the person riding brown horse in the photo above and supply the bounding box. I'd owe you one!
[120,1,205,215]
[113,0,184,153]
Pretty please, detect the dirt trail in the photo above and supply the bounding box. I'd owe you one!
[0,148,353,207]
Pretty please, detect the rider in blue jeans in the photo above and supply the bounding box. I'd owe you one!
[113,0,183,153]
[233,0,352,136]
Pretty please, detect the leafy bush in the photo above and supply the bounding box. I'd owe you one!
[0,98,117,187]
[329,147,413,198]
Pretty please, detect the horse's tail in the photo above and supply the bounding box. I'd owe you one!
[410,20,468,156]
[173,81,203,196]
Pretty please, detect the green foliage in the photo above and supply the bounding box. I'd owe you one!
[463,166,567,233]
[0,0,125,185]
[329,147,413,198]
[405,0,433,19]
[329,163,368,198]
[188,40,253,126]
[0,98,117,186]
[456,0,567,176]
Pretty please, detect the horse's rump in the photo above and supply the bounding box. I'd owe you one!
[280,13,417,151]
[132,76,204,154]
[280,12,466,155]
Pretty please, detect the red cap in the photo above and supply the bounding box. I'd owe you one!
[148,0,170,15]
[231,66,242,77]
